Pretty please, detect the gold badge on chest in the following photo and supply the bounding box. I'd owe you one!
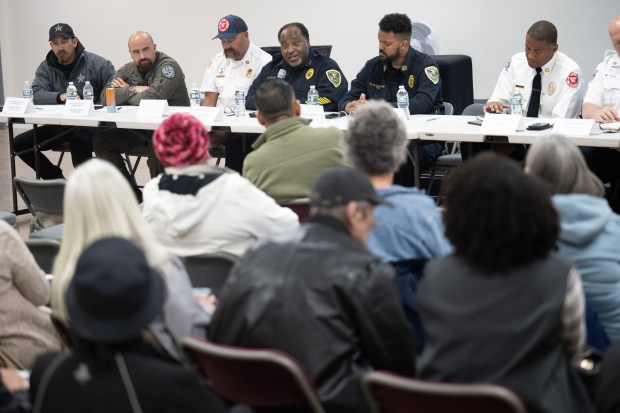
[305,68,314,80]
[547,82,556,96]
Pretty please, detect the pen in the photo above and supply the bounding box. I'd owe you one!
[426,117,440,122]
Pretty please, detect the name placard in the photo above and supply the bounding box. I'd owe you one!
[1,97,35,114]
[63,99,95,117]
[137,100,171,118]
[300,104,326,126]
[480,113,522,135]
[190,106,221,123]
[553,119,600,136]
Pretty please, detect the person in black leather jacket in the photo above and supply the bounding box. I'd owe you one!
[209,166,415,413]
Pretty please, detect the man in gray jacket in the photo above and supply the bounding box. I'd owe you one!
[13,23,115,179]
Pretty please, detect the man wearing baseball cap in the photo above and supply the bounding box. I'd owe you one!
[12,23,115,179]
[200,15,272,173]
[209,166,415,413]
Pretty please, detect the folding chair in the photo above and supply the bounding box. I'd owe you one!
[181,337,326,413]
[281,197,311,221]
[13,176,65,233]
[363,371,527,413]
[183,252,238,295]
[25,238,61,274]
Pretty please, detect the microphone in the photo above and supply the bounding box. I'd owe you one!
[277,69,287,79]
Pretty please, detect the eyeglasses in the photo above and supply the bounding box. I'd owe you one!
[599,124,620,133]
[50,38,73,47]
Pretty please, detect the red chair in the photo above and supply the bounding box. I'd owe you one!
[181,337,325,413]
[281,197,311,221]
[363,371,528,413]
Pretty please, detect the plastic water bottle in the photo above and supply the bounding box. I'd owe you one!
[66,82,78,100]
[234,89,246,117]
[510,87,524,116]
[189,83,201,107]
[396,85,410,119]
[307,85,319,105]
[83,81,94,101]
[22,81,33,100]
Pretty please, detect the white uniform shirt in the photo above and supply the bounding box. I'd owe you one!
[583,50,620,112]
[200,42,272,111]
[488,51,584,118]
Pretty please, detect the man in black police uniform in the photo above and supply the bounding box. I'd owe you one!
[340,13,444,185]
[245,22,348,112]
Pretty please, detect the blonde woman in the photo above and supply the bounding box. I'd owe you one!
[52,159,209,360]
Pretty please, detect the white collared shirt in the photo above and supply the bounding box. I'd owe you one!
[200,42,272,110]
[583,50,620,112]
[488,51,584,118]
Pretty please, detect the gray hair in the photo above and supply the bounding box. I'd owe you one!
[343,100,408,175]
[525,134,605,197]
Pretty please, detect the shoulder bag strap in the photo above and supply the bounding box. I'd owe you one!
[115,353,144,413]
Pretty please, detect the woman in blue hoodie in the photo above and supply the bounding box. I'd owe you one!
[526,134,620,343]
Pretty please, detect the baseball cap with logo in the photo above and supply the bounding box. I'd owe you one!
[310,166,393,208]
[49,23,75,41]
[212,15,248,40]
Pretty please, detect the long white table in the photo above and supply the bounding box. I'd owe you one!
[3,106,619,214]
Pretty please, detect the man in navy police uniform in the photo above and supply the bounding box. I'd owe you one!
[340,13,444,185]
[245,22,348,113]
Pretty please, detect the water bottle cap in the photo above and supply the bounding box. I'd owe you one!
[69,82,74,85]
[310,85,315,88]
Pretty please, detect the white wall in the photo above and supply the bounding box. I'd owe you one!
[1,0,617,102]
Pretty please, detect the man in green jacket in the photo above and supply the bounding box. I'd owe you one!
[243,79,343,204]
[92,31,189,201]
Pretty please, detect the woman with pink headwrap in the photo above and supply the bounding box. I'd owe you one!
[142,113,299,259]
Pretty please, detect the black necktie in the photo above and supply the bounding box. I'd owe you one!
[527,67,543,118]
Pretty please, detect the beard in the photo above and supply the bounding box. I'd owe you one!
[379,49,400,63]
[224,47,241,60]
[138,58,153,72]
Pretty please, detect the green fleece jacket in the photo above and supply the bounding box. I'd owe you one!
[243,117,343,204]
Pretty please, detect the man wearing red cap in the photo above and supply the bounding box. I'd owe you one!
[200,15,272,173]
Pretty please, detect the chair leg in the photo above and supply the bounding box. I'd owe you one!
[427,166,438,195]
[56,151,65,167]
[123,154,139,187]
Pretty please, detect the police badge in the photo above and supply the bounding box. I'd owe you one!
[424,66,439,85]
[547,82,556,96]
[326,70,342,88]
[305,68,315,80]
[161,65,176,79]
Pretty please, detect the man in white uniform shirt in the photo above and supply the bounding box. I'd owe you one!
[485,20,584,118]
[201,15,272,172]
[581,13,620,204]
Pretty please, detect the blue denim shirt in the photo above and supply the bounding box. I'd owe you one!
[368,185,452,262]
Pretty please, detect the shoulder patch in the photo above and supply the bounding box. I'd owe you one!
[305,68,315,80]
[161,65,176,79]
[424,66,439,85]
[566,71,579,88]
[326,69,342,88]
[504,60,511,71]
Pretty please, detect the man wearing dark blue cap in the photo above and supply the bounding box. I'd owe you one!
[210,166,415,413]
[245,22,349,113]
[200,15,272,173]
[12,23,115,179]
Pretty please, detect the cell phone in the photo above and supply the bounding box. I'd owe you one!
[248,111,257,118]
[325,113,340,119]
[527,122,553,131]
[468,120,483,126]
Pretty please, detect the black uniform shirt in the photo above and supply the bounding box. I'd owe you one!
[246,48,348,112]
[340,47,443,114]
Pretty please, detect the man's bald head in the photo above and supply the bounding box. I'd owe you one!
[127,31,157,72]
